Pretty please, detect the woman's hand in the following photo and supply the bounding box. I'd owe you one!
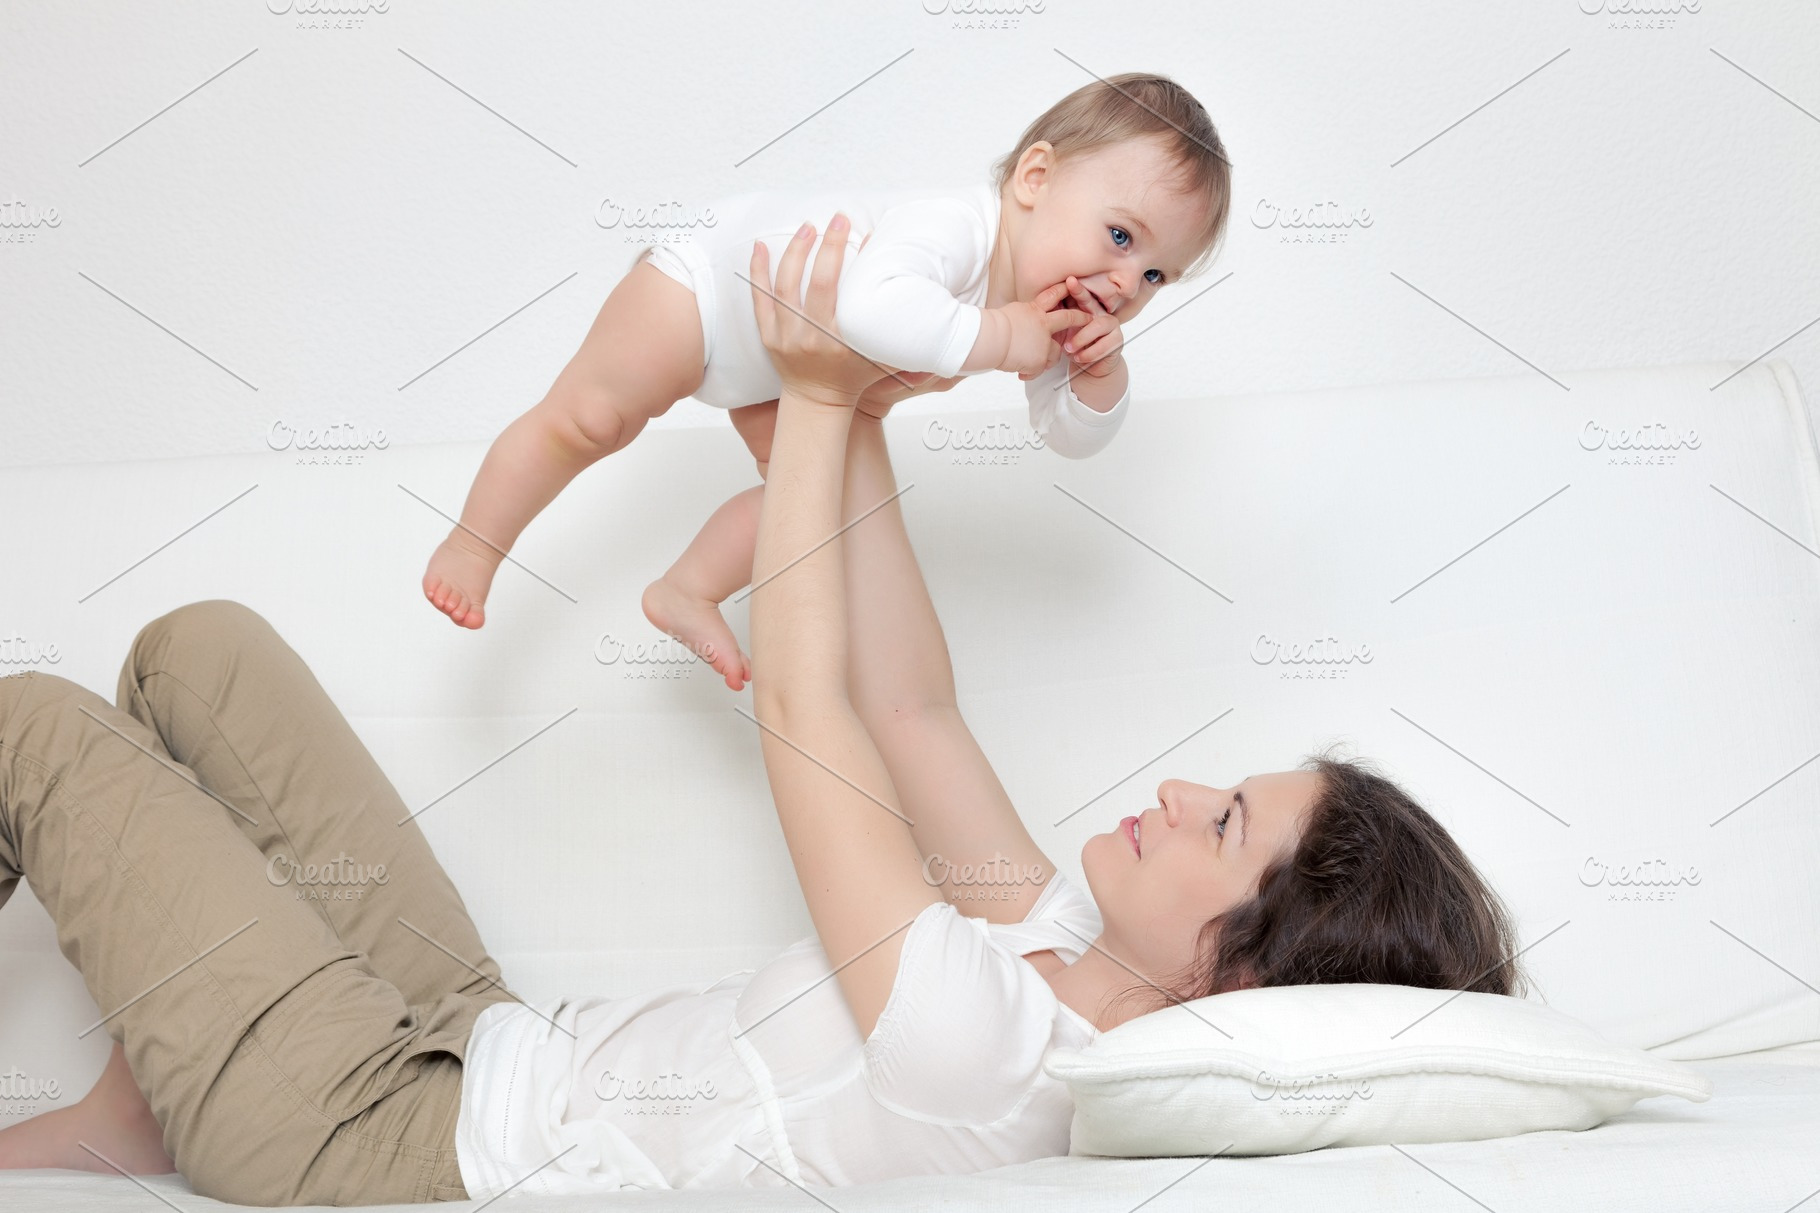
[750,215,902,407]
[855,369,963,422]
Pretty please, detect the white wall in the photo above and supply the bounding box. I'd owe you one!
[2,0,1814,470]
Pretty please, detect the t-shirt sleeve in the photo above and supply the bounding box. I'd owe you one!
[835,198,987,378]
[1024,358,1131,459]
[860,875,1100,1123]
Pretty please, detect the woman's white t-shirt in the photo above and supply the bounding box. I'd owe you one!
[453,873,1103,1197]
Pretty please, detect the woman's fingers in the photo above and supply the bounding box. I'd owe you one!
[805,214,849,328]
[749,239,776,347]
[770,221,817,341]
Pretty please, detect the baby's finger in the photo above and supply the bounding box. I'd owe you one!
[1032,281,1074,312]
[1076,332,1122,370]
[1042,306,1092,335]
[1065,275,1106,315]
[1062,315,1109,353]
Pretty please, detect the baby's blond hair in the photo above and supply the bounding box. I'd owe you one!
[992,72,1232,280]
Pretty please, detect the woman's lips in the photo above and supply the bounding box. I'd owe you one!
[1121,815,1140,857]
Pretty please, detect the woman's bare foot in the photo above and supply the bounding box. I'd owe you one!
[423,528,506,629]
[0,1043,175,1176]
[642,576,750,691]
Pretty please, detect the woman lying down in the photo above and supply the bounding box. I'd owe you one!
[0,215,1522,1204]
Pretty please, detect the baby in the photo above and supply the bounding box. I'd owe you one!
[422,72,1231,688]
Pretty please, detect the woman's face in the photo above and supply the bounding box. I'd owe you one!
[1081,772,1322,984]
[1004,135,1212,326]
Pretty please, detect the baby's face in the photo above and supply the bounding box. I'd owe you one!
[1009,136,1211,324]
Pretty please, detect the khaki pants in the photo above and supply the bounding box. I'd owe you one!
[0,600,518,1205]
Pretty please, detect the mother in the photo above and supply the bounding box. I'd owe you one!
[0,220,1523,1205]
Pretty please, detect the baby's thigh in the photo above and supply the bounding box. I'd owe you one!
[729,399,779,474]
[550,259,706,441]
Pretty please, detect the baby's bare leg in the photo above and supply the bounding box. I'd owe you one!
[423,260,705,628]
[642,400,777,691]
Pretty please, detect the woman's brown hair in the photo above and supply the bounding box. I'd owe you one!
[1114,748,1528,1017]
[992,71,1234,280]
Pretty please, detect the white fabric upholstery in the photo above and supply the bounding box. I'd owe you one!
[3,358,1817,1208]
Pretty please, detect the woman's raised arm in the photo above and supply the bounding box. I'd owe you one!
[745,217,940,1037]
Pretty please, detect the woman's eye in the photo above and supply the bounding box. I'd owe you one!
[1215,807,1231,838]
[1109,225,1130,248]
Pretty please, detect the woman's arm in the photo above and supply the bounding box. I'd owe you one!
[746,218,940,1037]
[836,403,1060,926]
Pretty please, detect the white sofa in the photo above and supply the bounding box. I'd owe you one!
[3,359,1817,1210]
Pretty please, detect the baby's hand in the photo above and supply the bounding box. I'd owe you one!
[1060,276,1125,378]
[995,282,1088,379]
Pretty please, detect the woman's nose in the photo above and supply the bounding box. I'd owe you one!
[1157,780,1186,826]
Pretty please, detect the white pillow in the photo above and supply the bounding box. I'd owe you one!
[1043,983,1712,1157]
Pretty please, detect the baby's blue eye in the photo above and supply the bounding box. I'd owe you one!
[1144,268,1164,285]
[1109,225,1130,247]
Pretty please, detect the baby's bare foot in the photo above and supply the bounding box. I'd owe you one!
[642,577,750,691]
[423,529,504,629]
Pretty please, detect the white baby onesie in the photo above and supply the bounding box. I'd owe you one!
[641,183,1130,459]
